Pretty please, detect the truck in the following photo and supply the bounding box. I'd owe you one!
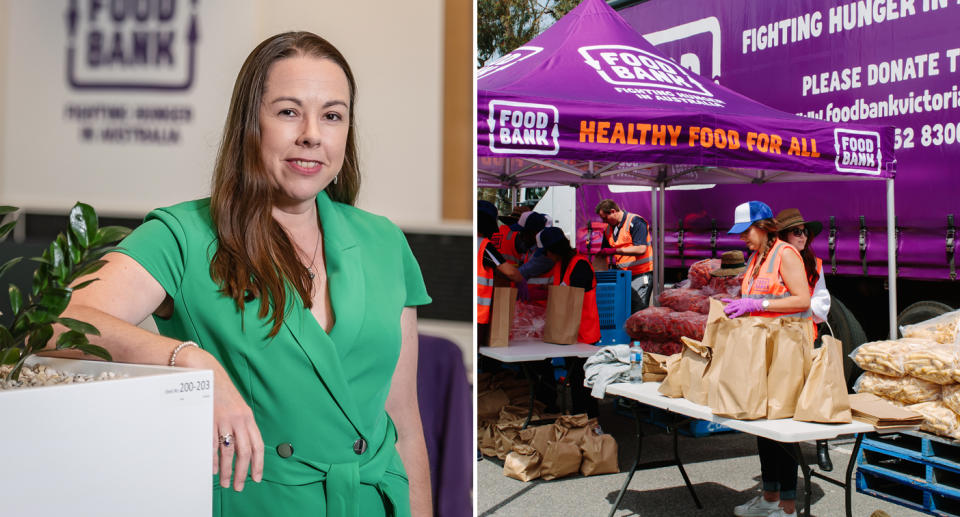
[554,0,960,359]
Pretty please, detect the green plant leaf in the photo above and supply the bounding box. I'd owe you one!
[69,203,98,248]
[8,284,22,314]
[65,229,82,265]
[0,326,14,348]
[53,235,70,283]
[0,206,18,216]
[0,347,20,365]
[48,239,65,271]
[38,287,72,315]
[68,259,107,284]
[71,278,99,291]
[56,329,87,348]
[57,317,100,336]
[25,307,55,326]
[32,267,48,296]
[0,257,22,280]
[29,256,52,266]
[91,226,131,248]
[0,221,16,240]
[76,343,111,361]
[26,325,54,353]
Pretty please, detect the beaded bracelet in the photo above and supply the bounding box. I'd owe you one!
[169,341,199,367]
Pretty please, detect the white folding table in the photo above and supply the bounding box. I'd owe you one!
[479,339,607,427]
[605,381,878,517]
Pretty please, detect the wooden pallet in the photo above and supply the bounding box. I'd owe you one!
[857,431,960,516]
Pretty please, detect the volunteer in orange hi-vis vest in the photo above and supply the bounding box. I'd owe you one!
[725,201,811,517]
[477,201,526,347]
[539,227,601,417]
[776,207,835,473]
[595,199,653,314]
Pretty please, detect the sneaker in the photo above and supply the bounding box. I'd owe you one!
[734,495,782,517]
[767,509,796,517]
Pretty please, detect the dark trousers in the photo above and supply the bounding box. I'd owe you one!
[757,436,798,500]
[566,357,599,418]
[630,272,653,314]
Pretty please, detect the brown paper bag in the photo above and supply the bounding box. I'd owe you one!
[795,335,853,423]
[494,420,525,460]
[499,404,533,423]
[679,336,712,406]
[540,439,582,480]
[517,424,554,456]
[579,427,619,476]
[503,444,543,482]
[700,300,730,406]
[709,317,772,420]
[643,372,666,382]
[553,414,596,445]
[489,287,517,347]
[478,419,498,457]
[543,285,584,344]
[658,353,685,398]
[477,389,510,420]
[642,352,671,375]
[766,318,815,419]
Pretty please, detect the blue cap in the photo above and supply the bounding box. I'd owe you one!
[477,200,498,220]
[727,201,774,234]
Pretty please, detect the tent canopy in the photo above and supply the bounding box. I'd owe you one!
[477,0,895,188]
[477,0,899,338]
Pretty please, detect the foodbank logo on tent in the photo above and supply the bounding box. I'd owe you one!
[487,100,560,155]
[478,46,543,80]
[833,129,882,175]
[578,45,712,98]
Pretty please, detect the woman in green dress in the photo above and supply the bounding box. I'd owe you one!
[55,32,433,517]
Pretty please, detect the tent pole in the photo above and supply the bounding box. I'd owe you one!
[887,178,897,339]
[650,185,658,303]
[658,184,665,298]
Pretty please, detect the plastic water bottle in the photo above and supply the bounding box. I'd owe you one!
[629,341,644,383]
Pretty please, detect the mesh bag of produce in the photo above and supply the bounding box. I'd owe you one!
[625,306,673,341]
[687,259,721,289]
[665,311,708,341]
[658,288,711,314]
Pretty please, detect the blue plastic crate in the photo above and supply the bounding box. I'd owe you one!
[595,270,631,345]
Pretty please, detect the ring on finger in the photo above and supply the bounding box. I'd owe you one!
[219,433,234,447]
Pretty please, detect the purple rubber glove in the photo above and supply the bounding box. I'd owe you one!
[722,297,763,318]
[516,280,530,302]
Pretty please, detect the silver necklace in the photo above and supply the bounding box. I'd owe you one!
[304,229,321,280]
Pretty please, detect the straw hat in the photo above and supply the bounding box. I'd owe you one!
[710,250,746,277]
[775,208,823,238]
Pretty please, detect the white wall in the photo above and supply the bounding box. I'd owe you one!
[0,0,447,229]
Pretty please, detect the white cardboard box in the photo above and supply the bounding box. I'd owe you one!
[0,357,213,516]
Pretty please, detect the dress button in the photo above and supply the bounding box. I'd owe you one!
[353,438,367,455]
[277,442,294,458]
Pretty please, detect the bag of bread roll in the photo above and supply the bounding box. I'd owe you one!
[854,371,942,405]
[850,339,913,378]
[907,401,960,439]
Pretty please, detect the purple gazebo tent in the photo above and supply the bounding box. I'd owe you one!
[477,0,900,337]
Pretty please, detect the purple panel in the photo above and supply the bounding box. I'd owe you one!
[477,0,895,179]
[617,0,960,279]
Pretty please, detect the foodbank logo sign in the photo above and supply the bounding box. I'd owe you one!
[65,0,199,91]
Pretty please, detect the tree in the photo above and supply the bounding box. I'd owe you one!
[477,0,580,67]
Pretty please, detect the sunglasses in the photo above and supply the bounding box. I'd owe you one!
[789,227,809,237]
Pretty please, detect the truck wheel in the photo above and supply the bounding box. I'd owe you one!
[825,296,867,389]
[897,301,954,336]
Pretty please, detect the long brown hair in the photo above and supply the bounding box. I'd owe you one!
[209,32,360,337]
[748,219,779,280]
[778,229,820,288]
